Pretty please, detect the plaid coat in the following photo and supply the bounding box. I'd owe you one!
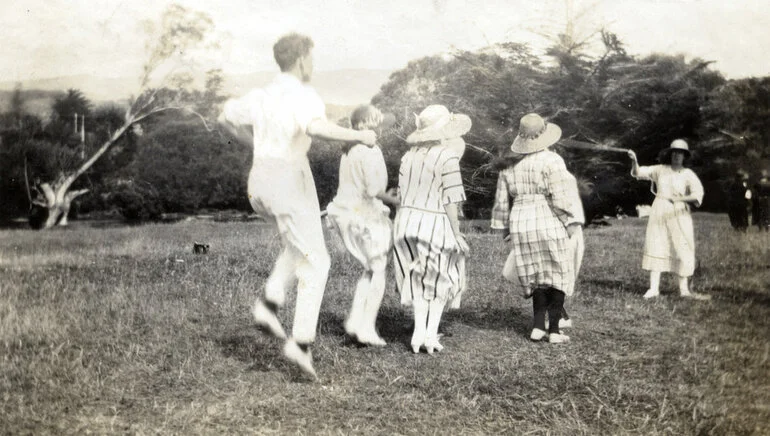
[491,150,584,296]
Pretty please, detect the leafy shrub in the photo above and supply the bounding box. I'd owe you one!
[110,182,163,222]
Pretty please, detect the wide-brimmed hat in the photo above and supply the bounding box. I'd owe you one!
[658,139,692,162]
[405,105,471,144]
[510,113,562,154]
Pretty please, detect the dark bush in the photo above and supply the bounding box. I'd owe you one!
[111,182,163,222]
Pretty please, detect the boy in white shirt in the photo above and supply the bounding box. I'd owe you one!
[218,33,376,379]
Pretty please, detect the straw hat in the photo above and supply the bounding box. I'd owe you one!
[658,139,691,162]
[510,113,562,154]
[405,105,471,144]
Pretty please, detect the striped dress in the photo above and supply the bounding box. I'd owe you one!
[490,150,584,296]
[393,144,466,305]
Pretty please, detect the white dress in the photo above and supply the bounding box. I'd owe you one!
[634,165,704,277]
[326,145,392,271]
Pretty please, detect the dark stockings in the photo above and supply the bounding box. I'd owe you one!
[532,287,567,334]
[532,288,548,331]
[546,288,566,334]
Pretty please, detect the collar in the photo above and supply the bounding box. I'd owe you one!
[274,72,305,87]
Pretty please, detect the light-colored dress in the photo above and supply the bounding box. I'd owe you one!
[634,165,704,277]
[393,144,466,305]
[326,144,392,271]
[490,150,584,296]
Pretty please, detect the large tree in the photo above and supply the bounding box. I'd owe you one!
[29,4,220,229]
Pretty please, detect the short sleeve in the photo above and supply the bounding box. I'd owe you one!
[221,89,262,126]
[687,170,705,207]
[634,164,659,182]
[358,146,388,198]
[441,155,465,205]
[544,155,585,227]
[490,172,510,229]
[294,87,326,133]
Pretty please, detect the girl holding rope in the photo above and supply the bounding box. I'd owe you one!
[627,139,710,300]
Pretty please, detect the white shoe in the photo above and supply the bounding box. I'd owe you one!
[424,337,443,354]
[356,331,387,347]
[530,328,547,341]
[549,332,570,344]
[411,342,423,354]
[344,319,358,338]
[283,340,317,379]
[252,301,286,339]
[545,318,573,329]
[643,289,660,299]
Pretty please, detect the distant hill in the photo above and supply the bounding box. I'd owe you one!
[0,89,355,123]
[0,89,59,120]
[0,69,394,113]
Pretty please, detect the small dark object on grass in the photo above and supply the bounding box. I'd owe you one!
[193,242,210,254]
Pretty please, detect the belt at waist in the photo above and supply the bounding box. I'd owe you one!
[513,194,547,204]
[400,205,446,214]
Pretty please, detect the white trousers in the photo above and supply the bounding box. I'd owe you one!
[248,158,330,344]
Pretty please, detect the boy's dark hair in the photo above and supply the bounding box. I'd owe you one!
[273,33,314,72]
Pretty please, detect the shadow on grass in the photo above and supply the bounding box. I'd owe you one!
[214,326,287,373]
[711,285,770,306]
[444,304,532,335]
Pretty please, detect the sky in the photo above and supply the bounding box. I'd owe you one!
[0,0,769,83]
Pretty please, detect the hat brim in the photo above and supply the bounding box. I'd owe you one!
[405,114,472,144]
[510,123,562,154]
[658,147,691,162]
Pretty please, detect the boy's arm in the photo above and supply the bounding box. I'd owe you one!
[217,112,254,146]
[307,118,376,145]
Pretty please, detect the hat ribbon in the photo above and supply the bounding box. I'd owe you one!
[518,124,547,140]
[415,112,451,131]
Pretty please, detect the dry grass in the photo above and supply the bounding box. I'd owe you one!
[1,214,768,435]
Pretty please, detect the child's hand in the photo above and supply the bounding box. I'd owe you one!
[386,187,401,202]
[456,234,470,253]
[567,223,582,239]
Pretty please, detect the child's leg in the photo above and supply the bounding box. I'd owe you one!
[357,268,386,346]
[532,288,547,330]
[411,297,429,353]
[677,275,690,295]
[644,271,661,298]
[546,288,565,335]
[425,298,447,354]
[345,271,370,337]
[546,288,570,343]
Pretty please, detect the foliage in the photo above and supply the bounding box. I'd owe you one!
[0,4,222,228]
[128,118,250,213]
[371,31,734,219]
[109,181,163,222]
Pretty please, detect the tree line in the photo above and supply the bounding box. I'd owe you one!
[1,15,769,227]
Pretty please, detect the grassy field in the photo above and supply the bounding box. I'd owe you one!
[1,213,769,435]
